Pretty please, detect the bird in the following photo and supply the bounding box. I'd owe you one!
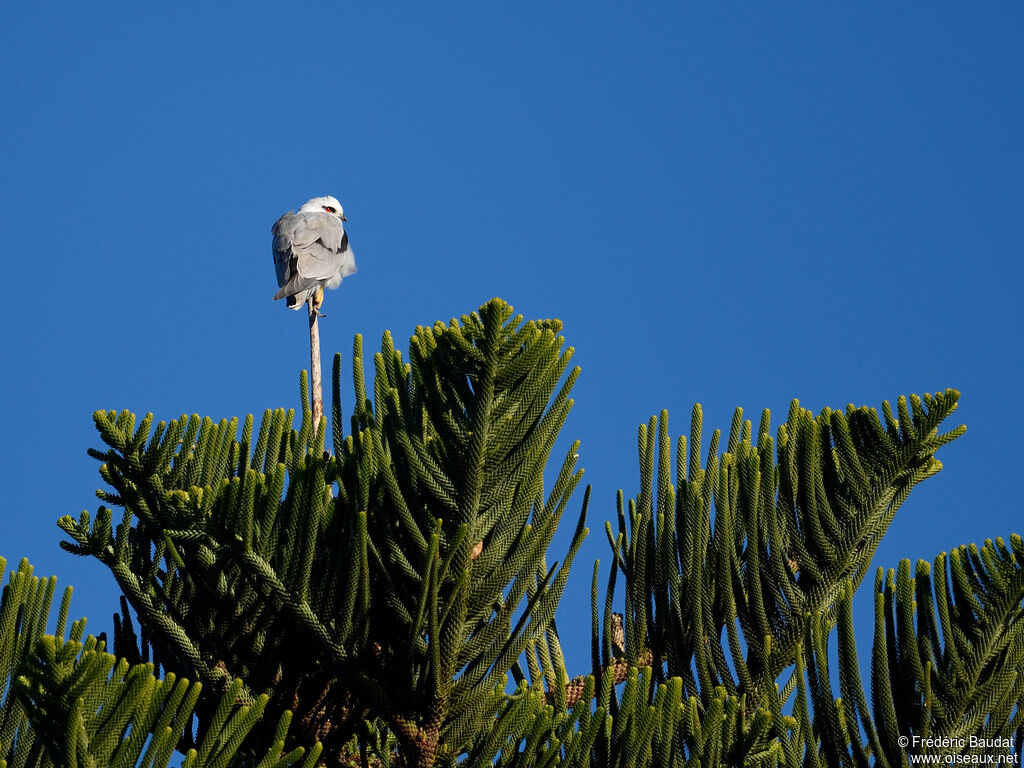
[272,196,357,313]
[611,612,625,657]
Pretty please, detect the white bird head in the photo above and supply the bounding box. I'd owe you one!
[299,195,347,221]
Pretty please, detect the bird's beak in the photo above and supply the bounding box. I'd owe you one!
[340,213,348,222]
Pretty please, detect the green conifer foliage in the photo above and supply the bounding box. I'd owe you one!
[60,299,588,768]
[598,392,1022,765]
[0,558,61,767]
[340,300,589,767]
[861,538,1024,764]
[606,395,964,697]
[788,537,1024,766]
[0,558,318,768]
[50,298,1024,766]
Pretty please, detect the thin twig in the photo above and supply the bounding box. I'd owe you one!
[309,299,323,433]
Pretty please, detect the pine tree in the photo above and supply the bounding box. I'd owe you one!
[0,557,319,768]
[22,297,1019,766]
[58,300,587,767]
[601,399,1024,764]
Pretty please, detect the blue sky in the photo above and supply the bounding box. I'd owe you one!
[1,4,1021,675]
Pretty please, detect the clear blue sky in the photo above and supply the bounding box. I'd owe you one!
[1,4,1021,673]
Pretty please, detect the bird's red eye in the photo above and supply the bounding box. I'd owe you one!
[323,206,336,213]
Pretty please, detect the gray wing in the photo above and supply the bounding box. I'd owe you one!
[272,211,356,301]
